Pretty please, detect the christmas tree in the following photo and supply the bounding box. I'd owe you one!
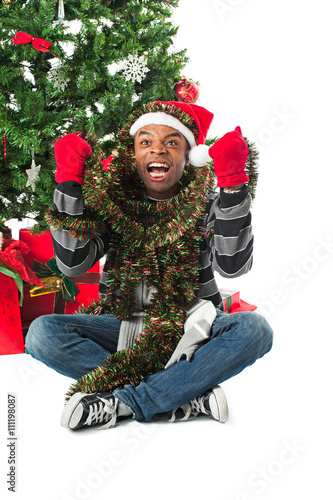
[0,0,188,230]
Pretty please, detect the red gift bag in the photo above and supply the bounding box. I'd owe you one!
[0,273,25,355]
[0,237,43,354]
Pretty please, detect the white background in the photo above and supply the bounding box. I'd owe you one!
[1,0,332,499]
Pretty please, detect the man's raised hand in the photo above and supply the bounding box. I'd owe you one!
[209,126,249,188]
[54,133,92,185]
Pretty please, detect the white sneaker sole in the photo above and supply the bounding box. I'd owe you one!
[209,386,229,423]
[60,392,86,430]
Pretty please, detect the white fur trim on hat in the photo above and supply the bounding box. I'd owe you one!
[129,112,196,148]
[188,144,211,167]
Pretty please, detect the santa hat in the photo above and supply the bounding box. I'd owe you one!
[129,101,214,167]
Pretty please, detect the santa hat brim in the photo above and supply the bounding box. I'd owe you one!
[129,112,196,149]
[129,111,212,167]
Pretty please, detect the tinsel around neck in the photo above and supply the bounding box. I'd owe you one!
[50,102,259,399]
[64,105,216,399]
[80,102,214,238]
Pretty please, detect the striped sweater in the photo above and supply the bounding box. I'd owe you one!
[51,181,253,310]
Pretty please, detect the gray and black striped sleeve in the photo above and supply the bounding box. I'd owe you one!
[51,181,111,277]
[204,186,253,278]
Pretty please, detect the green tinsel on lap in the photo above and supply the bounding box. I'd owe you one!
[66,307,184,399]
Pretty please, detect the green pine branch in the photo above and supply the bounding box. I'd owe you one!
[0,0,188,226]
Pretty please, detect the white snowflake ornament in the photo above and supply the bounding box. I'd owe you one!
[26,157,41,191]
[122,54,149,84]
[49,58,70,92]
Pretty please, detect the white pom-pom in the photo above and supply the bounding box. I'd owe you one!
[188,144,211,167]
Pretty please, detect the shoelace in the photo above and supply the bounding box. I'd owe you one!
[168,396,206,423]
[83,396,118,430]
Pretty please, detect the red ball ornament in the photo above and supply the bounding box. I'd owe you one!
[174,77,199,103]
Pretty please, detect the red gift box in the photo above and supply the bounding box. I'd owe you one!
[19,229,101,326]
[0,273,25,355]
[219,288,257,314]
[19,228,53,267]
[220,289,240,313]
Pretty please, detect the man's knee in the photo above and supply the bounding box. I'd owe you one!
[25,315,54,359]
[240,311,273,355]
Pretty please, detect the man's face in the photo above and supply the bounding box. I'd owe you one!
[134,124,189,200]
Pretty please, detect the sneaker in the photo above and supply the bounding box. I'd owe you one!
[61,392,119,430]
[168,385,229,423]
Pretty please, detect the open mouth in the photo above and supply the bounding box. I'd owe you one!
[147,162,170,180]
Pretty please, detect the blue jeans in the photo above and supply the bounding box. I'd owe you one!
[26,310,273,422]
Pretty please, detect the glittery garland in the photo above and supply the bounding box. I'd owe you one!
[65,163,212,399]
[49,103,240,399]
[63,104,216,399]
[67,305,185,397]
[49,101,259,400]
[45,207,104,240]
[244,137,259,200]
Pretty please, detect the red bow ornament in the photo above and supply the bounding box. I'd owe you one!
[12,31,52,53]
[101,155,114,172]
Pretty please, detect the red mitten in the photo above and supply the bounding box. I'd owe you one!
[54,133,92,184]
[209,126,249,188]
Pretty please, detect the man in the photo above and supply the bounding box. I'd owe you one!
[26,101,273,431]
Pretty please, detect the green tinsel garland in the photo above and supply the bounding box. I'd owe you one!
[244,137,259,201]
[56,103,215,400]
[45,103,258,400]
[64,163,213,399]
